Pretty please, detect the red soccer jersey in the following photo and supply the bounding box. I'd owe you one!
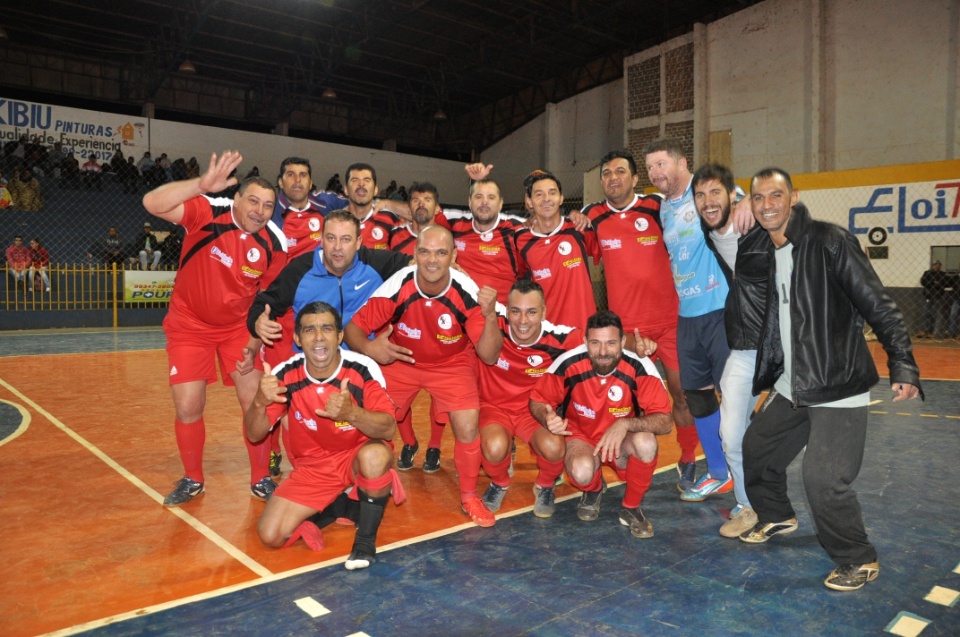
[170,195,287,328]
[513,219,600,329]
[388,223,419,256]
[266,350,395,458]
[280,205,326,259]
[358,209,400,250]
[478,315,582,412]
[350,266,488,366]
[529,346,671,443]
[582,194,678,330]
[437,209,526,304]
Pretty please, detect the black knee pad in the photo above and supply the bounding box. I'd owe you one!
[685,388,719,418]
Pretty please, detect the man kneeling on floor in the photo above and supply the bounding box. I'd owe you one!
[244,301,403,570]
[529,310,673,538]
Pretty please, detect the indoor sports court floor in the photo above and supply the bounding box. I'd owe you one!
[1,328,958,637]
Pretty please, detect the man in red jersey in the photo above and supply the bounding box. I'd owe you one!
[344,162,400,250]
[478,279,582,518]
[245,302,399,570]
[514,170,600,330]
[574,149,701,492]
[387,182,451,473]
[434,165,526,305]
[344,225,503,527]
[143,150,288,506]
[530,310,672,538]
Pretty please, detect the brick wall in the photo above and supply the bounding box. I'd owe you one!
[627,126,661,189]
[665,43,694,113]
[627,57,660,120]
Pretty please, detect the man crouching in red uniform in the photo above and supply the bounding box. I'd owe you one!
[530,310,673,538]
[245,301,400,569]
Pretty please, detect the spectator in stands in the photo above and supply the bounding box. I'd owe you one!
[6,235,30,287]
[245,166,260,179]
[157,153,172,182]
[87,226,126,267]
[382,179,398,199]
[118,156,140,193]
[135,222,162,270]
[4,135,27,173]
[0,178,12,209]
[46,142,67,178]
[110,149,127,176]
[918,260,952,339]
[60,152,81,189]
[137,151,155,174]
[81,154,104,191]
[186,156,200,179]
[28,237,51,292]
[9,168,43,211]
[25,136,48,176]
[171,157,188,181]
[158,228,184,268]
[395,185,408,201]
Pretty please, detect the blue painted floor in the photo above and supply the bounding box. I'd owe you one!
[78,386,960,637]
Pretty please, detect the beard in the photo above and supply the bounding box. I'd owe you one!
[590,353,621,376]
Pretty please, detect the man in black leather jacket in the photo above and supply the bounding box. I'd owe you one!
[739,167,921,592]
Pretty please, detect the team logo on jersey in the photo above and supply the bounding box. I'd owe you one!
[557,241,572,256]
[455,239,467,252]
[308,218,321,232]
[372,227,384,240]
[480,231,493,242]
[607,385,623,401]
[397,322,422,339]
[684,210,696,223]
[600,238,622,250]
[496,357,510,370]
[527,354,544,367]
[437,314,452,329]
[634,217,649,232]
[210,246,234,267]
[532,267,552,280]
[246,247,261,263]
[573,401,596,419]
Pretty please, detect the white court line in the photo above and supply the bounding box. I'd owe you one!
[41,457,705,636]
[0,377,272,581]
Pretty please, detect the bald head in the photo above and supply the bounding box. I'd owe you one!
[415,225,455,294]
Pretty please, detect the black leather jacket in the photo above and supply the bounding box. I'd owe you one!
[753,203,922,405]
[703,223,771,351]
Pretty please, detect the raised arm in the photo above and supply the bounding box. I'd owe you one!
[142,151,243,224]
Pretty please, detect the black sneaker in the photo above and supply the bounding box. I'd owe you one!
[251,476,277,501]
[269,451,282,478]
[676,461,697,492]
[577,478,606,521]
[824,562,879,591]
[738,517,799,543]
[422,447,441,473]
[619,506,654,538]
[163,477,204,507]
[397,443,418,471]
[345,547,377,571]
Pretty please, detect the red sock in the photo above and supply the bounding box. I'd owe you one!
[535,457,565,488]
[396,410,417,447]
[269,424,282,455]
[428,420,446,448]
[572,469,603,492]
[481,453,512,487]
[245,426,271,484]
[453,437,482,501]
[676,424,700,464]
[622,456,657,509]
[175,418,205,483]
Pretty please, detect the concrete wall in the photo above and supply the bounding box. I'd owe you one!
[481,79,624,203]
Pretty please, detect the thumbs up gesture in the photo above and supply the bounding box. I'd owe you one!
[316,377,356,421]
[257,361,287,404]
[543,405,571,436]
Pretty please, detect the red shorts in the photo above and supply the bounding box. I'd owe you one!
[479,401,542,444]
[630,321,679,371]
[164,319,251,387]
[274,445,362,511]
[383,349,479,418]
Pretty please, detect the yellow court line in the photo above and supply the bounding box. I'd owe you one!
[919,414,940,418]
[0,377,272,581]
[0,399,31,447]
